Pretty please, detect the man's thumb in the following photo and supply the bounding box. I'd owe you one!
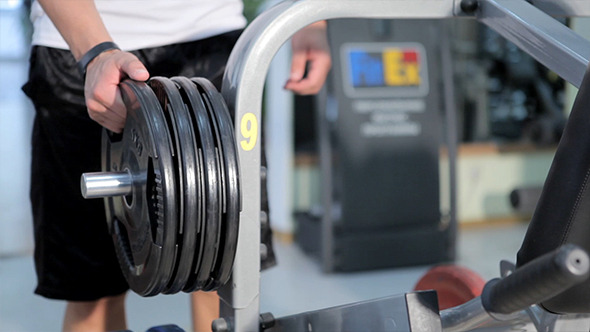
[123,59,149,81]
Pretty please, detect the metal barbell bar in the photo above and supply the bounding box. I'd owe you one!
[81,171,133,199]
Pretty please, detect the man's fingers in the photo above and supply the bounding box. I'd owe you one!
[121,57,149,81]
[305,54,331,87]
[88,108,126,133]
[84,50,147,132]
[86,88,127,133]
[285,21,331,95]
[285,53,331,95]
[288,50,308,84]
[284,78,319,95]
[111,89,127,118]
[87,100,126,123]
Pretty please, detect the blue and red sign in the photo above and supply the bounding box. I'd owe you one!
[345,43,428,97]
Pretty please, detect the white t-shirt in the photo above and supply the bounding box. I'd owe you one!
[30,0,247,51]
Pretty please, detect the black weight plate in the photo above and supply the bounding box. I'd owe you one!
[192,81,224,289]
[171,76,222,292]
[150,79,182,295]
[104,79,178,296]
[192,142,207,287]
[191,78,241,291]
[149,77,201,294]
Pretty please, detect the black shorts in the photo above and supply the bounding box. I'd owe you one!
[22,30,275,301]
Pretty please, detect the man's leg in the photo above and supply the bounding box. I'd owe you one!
[63,292,127,332]
[191,291,219,332]
[22,46,131,332]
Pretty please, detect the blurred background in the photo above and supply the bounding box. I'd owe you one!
[1,1,589,331]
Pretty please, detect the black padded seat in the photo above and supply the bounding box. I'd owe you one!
[517,64,590,314]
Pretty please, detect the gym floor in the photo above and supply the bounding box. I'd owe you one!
[0,221,530,331]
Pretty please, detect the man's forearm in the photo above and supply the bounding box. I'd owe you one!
[37,0,112,60]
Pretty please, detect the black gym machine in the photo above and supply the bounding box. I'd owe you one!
[81,0,590,331]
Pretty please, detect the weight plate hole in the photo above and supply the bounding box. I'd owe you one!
[146,157,161,244]
[124,193,134,208]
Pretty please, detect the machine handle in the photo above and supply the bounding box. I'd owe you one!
[482,244,589,315]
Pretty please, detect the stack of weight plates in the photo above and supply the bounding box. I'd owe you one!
[102,77,240,296]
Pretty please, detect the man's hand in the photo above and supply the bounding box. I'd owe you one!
[35,0,148,132]
[284,21,331,95]
[84,50,149,133]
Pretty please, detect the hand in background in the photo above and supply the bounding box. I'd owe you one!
[284,21,332,95]
[84,50,149,133]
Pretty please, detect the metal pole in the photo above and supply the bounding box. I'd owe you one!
[477,0,590,88]
[221,2,457,330]
[80,172,133,199]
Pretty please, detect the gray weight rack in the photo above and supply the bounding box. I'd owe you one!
[220,0,590,331]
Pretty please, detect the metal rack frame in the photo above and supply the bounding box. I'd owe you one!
[220,1,590,330]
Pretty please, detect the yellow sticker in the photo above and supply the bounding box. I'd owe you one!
[240,112,258,151]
